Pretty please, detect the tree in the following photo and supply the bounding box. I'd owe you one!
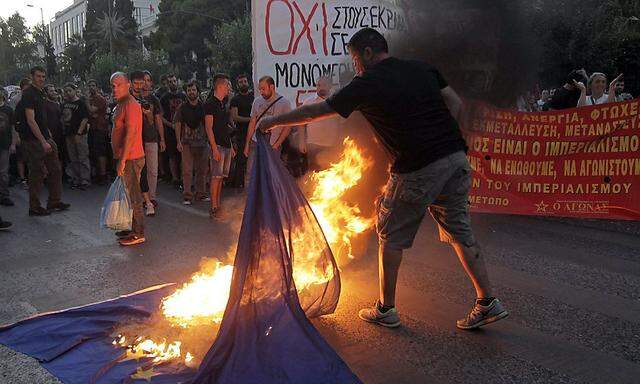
[207,14,252,82]
[0,13,38,85]
[149,0,247,82]
[85,0,139,61]
[59,34,90,82]
[87,50,171,91]
[33,24,58,81]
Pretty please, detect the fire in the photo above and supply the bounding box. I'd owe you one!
[308,137,374,263]
[161,263,234,327]
[115,137,374,367]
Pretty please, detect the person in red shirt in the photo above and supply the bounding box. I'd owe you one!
[110,72,146,246]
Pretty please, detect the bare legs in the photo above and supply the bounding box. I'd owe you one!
[210,177,223,210]
[378,242,493,308]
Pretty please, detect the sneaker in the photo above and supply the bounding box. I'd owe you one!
[0,220,12,231]
[119,234,146,246]
[21,179,28,190]
[358,301,401,328]
[145,204,156,216]
[456,298,509,330]
[29,207,50,216]
[47,202,71,212]
[115,230,132,238]
[183,199,192,206]
[77,183,89,191]
[0,197,15,206]
[199,196,211,202]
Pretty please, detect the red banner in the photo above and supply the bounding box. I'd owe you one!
[461,99,640,220]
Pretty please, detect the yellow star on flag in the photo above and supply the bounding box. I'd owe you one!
[535,200,549,213]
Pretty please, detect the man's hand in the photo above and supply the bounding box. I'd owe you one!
[243,143,250,158]
[573,80,586,93]
[609,73,623,93]
[117,160,126,177]
[177,142,183,153]
[257,116,276,133]
[230,146,236,158]
[211,146,221,162]
[41,140,52,153]
[160,140,166,152]
[271,142,281,150]
[9,144,16,154]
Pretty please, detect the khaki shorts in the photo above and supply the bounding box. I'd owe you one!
[376,151,476,250]
[211,145,231,178]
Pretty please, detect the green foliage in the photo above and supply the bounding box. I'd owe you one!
[530,0,640,94]
[87,50,171,91]
[207,14,252,82]
[149,0,247,82]
[85,0,140,61]
[59,34,90,83]
[33,24,58,81]
[0,13,38,85]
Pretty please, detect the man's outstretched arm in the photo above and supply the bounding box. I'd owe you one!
[257,101,337,133]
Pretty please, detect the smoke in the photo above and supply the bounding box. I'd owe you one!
[395,0,538,107]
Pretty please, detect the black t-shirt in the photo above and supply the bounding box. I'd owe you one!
[204,97,232,148]
[141,94,163,143]
[548,87,581,110]
[326,57,467,174]
[17,86,50,141]
[44,100,63,138]
[175,101,207,146]
[62,99,89,136]
[160,91,187,124]
[230,92,254,131]
[0,105,14,150]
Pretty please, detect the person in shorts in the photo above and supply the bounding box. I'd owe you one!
[257,28,508,331]
[204,74,234,219]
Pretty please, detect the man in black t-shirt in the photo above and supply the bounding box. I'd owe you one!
[205,74,234,218]
[547,69,588,110]
[17,66,69,216]
[159,74,187,186]
[176,81,209,204]
[62,83,90,188]
[228,74,254,188]
[257,28,507,331]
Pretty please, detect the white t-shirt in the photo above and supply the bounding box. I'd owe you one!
[303,95,343,147]
[250,93,292,145]
[584,94,609,106]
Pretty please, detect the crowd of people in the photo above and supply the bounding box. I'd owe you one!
[0,66,342,244]
[517,69,634,112]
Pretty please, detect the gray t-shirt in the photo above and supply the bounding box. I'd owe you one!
[250,93,292,145]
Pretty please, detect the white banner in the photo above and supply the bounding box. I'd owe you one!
[252,0,408,106]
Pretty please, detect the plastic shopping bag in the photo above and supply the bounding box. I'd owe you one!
[99,177,132,230]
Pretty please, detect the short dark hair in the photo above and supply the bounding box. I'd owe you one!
[44,84,56,92]
[19,78,32,89]
[258,76,275,86]
[166,73,177,80]
[87,79,98,86]
[30,66,46,76]
[160,74,168,81]
[347,28,388,55]
[63,82,77,90]
[213,73,230,88]
[236,73,249,81]
[186,80,200,92]
[130,70,145,82]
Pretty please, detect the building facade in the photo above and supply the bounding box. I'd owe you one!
[49,0,160,56]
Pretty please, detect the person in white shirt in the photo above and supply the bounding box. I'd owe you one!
[576,72,622,107]
[301,76,344,171]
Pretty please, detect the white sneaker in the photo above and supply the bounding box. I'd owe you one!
[358,301,401,328]
[456,298,508,330]
[145,205,155,216]
[183,199,192,205]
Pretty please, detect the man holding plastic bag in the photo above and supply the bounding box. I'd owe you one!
[109,72,146,246]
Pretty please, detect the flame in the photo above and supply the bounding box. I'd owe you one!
[114,137,374,365]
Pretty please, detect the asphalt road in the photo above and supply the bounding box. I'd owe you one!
[1,181,639,384]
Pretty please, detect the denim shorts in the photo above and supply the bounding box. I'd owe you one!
[210,145,231,178]
[376,151,476,250]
